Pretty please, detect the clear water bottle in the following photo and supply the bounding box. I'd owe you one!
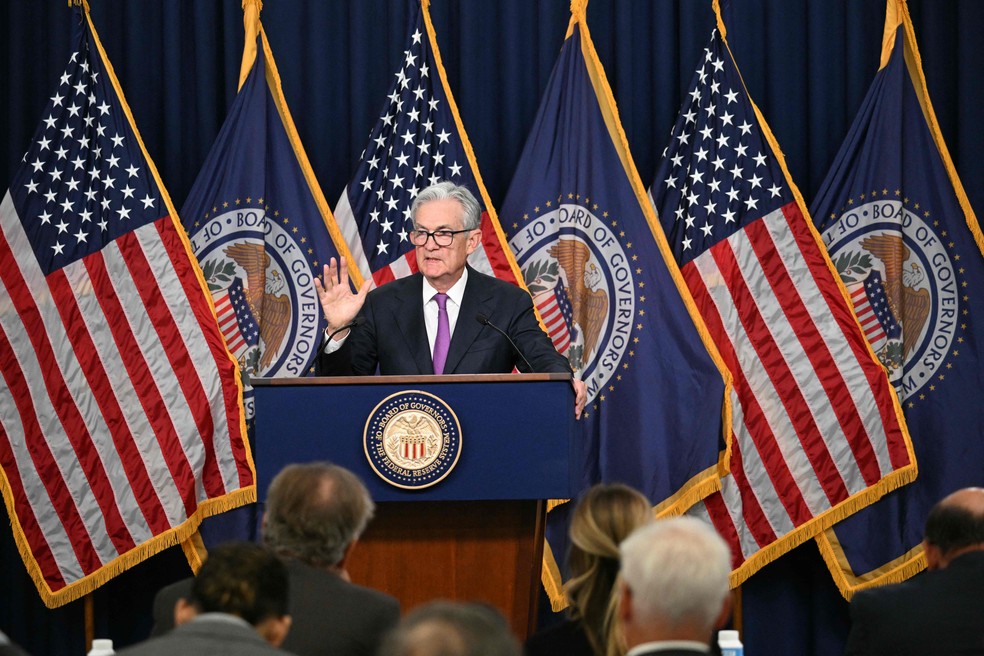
[87,638,115,656]
[718,629,743,656]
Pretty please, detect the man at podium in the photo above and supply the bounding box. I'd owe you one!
[315,181,586,418]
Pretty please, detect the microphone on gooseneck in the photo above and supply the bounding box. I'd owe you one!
[325,316,366,343]
[476,313,535,373]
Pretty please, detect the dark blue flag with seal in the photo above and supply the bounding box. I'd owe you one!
[811,2,984,595]
[498,0,730,609]
[181,11,354,420]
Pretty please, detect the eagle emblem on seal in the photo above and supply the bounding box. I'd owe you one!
[859,233,931,361]
[548,239,608,365]
[224,241,292,370]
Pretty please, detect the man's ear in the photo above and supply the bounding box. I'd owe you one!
[256,615,292,647]
[335,540,357,581]
[617,581,633,624]
[174,598,197,627]
[924,540,944,570]
[465,228,482,255]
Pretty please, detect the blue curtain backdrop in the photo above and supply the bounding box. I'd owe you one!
[2,1,982,654]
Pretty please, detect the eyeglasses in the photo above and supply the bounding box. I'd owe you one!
[409,228,472,247]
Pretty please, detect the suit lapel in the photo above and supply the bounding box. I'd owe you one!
[444,268,496,374]
[394,275,433,374]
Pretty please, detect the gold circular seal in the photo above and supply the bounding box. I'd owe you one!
[363,390,462,489]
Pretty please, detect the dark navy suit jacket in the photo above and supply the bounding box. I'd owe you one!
[844,550,984,656]
[316,266,572,376]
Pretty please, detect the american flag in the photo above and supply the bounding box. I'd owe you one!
[650,30,912,582]
[213,278,257,356]
[534,279,575,356]
[333,1,521,288]
[848,271,900,349]
[0,7,252,606]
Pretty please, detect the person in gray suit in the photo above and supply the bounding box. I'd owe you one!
[151,462,400,656]
[122,541,292,655]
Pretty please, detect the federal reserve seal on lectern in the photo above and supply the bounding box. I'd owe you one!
[364,391,462,489]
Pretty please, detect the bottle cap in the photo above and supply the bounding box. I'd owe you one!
[718,630,741,642]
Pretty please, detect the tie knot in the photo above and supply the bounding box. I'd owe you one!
[434,292,448,310]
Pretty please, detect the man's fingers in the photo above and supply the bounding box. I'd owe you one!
[338,255,349,289]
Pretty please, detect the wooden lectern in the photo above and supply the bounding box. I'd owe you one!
[252,373,576,638]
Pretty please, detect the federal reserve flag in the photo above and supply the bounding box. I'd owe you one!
[499,0,730,608]
[812,0,984,595]
[334,0,523,289]
[0,4,252,606]
[649,5,914,585]
[181,5,354,418]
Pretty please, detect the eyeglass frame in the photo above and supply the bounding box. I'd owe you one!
[409,227,475,247]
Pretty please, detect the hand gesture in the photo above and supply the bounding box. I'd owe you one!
[314,257,371,340]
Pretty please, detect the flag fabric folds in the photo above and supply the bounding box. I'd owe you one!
[333,0,523,289]
[812,0,984,596]
[0,5,252,607]
[499,0,730,608]
[181,5,354,418]
[648,8,914,585]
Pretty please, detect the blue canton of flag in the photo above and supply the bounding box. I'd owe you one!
[500,5,729,609]
[334,1,521,289]
[0,4,251,606]
[16,60,163,270]
[650,24,912,584]
[812,4,984,595]
[182,22,352,419]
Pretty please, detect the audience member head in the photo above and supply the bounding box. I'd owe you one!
[617,517,731,648]
[262,461,375,570]
[565,483,652,656]
[174,541,291,646]
[379,601,520,656]
[922,487,984,570]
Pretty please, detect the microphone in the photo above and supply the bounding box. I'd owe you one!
[325,316,365,343]
[476,313,535,373]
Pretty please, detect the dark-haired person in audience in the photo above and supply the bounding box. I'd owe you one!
[121,541,291,655]
[525,483,653,656]
[379,601,520,656]
[844,487,984,656]
[151,462,399,656]
[617,517,732,656]
[314,181,586,418]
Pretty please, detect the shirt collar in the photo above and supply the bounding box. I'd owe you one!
[626,640,711,655]
[422,267,469,307]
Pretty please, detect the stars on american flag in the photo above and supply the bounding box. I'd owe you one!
[656,32,791,264]
[349,23,469,268]
[15,45,161,274]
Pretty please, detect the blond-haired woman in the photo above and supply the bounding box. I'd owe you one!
[525,483,652,656]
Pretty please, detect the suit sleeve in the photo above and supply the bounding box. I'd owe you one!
[315,303,380,376]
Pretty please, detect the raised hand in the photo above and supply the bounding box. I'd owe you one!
[314,257,371,340]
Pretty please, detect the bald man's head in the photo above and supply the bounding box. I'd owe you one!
[923,487,984,570]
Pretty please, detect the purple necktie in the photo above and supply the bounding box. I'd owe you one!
[432,292,450,374]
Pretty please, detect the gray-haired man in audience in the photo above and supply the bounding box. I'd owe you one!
[151,462,399,656]
[617,517,733,655]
